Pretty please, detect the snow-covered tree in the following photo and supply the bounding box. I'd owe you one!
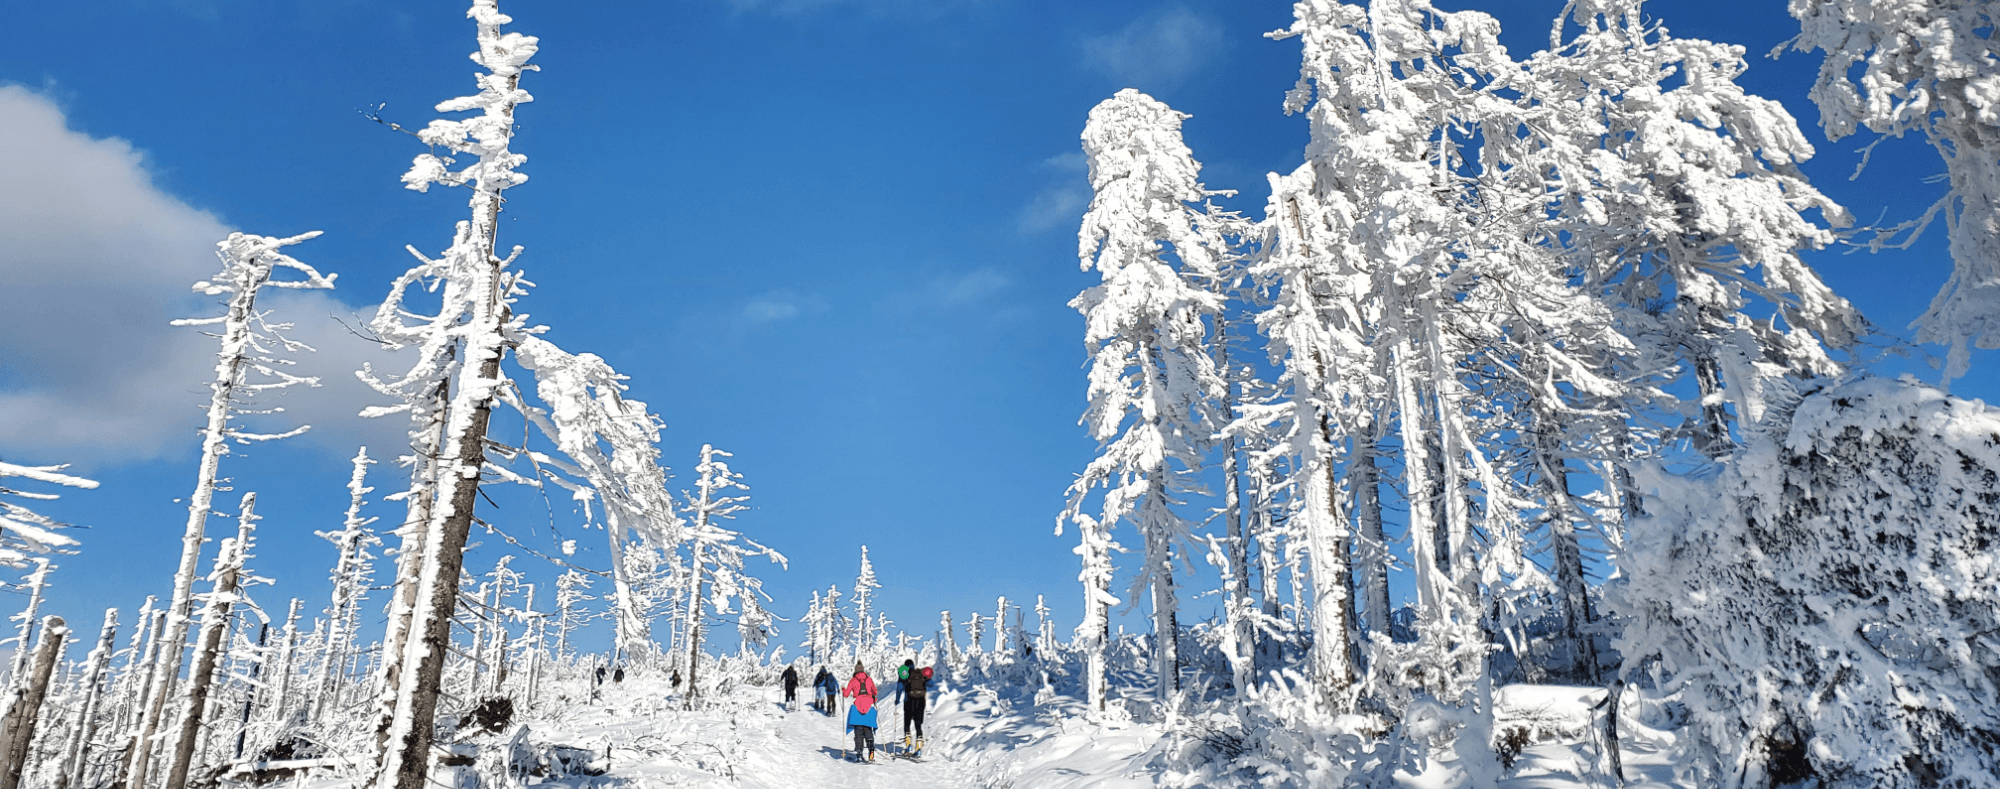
[1259,0,1510,716]
[851,546,880,650]
[57,609,117,789]
[0,615,65,789]
[1615,377,2000,788]
[359,4,689,784]
[1787,0,2000,382]
[312,448,378,721]
[675,445,784,705]
[126,229,332,789]
[1062,88,1237,709]
[551,570,594,660]
[5,560,52,689]
[164,493,267,789]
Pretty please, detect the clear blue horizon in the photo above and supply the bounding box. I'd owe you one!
[1,0,1990,659]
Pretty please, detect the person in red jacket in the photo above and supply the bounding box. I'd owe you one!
[842,661,880,761]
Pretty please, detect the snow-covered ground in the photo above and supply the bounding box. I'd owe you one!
[431,670,1694,789]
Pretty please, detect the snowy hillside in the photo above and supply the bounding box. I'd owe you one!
[1,0,1995,788]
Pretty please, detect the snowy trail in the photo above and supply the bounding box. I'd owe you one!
[728,700,981,789]
[530,677,983,789]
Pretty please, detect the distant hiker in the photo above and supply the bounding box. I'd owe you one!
[813,666,837,714]
[893,658,933,750]
[613,666,625,684]
[594,666,607,685]
[670,669,682,690]
[781,664,800,710]
[843,661,880,761]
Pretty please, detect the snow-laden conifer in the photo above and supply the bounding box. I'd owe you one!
[551,570,593,661]
[1786,0,2000,381]
[1615,377,2000,787]
[1518,0,1862,452]
[1063,88,1236,710]
[851,547,879,650]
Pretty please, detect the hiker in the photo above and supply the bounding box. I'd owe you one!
[613,666,625,684]
[813,666,838,715]
[781,664,800,710]
[893,658,933,751]
[842,661,880,761]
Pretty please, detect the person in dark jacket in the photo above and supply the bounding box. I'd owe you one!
[780,664,800,710]
[893,658,933,750]
[813,666,838,714]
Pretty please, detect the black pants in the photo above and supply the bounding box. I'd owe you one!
[851,725,875,756]
[783,684,796,703]
[904,697,926,739]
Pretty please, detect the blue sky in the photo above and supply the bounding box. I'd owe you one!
[0,0,1990,656]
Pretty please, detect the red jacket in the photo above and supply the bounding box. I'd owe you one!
[843,671,877,701]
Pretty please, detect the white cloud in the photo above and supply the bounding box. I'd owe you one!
[1080,7,1224,89]
[930,267,1011,305]
[1018,186,1089,234]
[0,86,408,468]
[1041,152,1087,173]
[1018,150,1091,234]
[741,290,829,324]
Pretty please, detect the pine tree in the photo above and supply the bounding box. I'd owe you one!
[851,547,880,651]
[1063,88,1236,708]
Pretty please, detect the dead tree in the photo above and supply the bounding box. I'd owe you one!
[163,494,261,789]
[0,616,68,789]
[57,609,118,789]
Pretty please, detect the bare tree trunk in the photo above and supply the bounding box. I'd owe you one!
[1305,414,1359,711]
[58,610,118,789]
[164,494,257,789]
[128,258,265,789]
[371,375,447,758]
[1252,478,1284,670]
[1149,532,1179,703]
[1531,397,1599,683]
[377,339,505,789]
[679,556,706,710]
[0,616,68,789]
[1353,421,1391,638]
[7,560,52,688]
[233,625,268,760]
[1216,327,1256,693]
[1602,679,1626,785]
